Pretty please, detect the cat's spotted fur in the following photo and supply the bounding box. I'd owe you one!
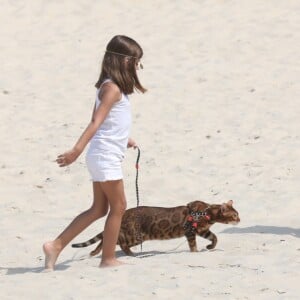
[72,200,240,256]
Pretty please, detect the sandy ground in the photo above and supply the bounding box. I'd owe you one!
[0,0,299,299]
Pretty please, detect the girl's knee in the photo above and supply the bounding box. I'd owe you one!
[96,210,108,219]
[89,207,108,220]
[112,198,127,215]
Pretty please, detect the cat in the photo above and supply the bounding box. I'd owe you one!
[72,200,240,256]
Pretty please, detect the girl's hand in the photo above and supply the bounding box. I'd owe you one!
[56,148,80,167]
[127,138,138,149]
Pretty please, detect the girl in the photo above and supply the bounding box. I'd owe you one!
[43,35,146,269]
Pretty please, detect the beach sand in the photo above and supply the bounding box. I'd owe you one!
[0,0,299,299]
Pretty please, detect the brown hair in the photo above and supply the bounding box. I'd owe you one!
[95,35,147,94]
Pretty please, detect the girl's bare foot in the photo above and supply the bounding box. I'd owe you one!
[43,241,61,270]
[99,258,125,268]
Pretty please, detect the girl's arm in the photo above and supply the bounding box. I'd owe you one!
[56,83,121,167]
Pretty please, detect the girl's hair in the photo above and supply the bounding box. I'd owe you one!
[95,35,147,94]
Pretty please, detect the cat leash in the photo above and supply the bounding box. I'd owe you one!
[135,146,143,253]
[134,148,185,258]
[135,148,164,259]
[135,146,141,207]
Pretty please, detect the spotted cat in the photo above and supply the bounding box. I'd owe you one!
[72,200,240,256]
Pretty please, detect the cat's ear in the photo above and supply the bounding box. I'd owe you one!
[227,200,233,206]
[221,200,233,212]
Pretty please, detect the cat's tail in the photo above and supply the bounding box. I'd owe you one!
[71,232,103,248]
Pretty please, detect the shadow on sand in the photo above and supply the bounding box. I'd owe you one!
[8,227,296,275]
[1,259,77,275]
[221,225,300,238]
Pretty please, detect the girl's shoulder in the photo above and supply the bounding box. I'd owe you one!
[98,79,122,102]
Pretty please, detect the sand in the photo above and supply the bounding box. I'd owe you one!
[0,0,299,299]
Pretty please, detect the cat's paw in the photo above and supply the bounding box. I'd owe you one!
[206,244,216,250]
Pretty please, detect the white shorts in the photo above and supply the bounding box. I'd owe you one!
[86,153,123,182]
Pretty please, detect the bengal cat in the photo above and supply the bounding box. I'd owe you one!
[72,200,240,256]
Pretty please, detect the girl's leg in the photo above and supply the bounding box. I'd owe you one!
[99,179,127,267]
[43,182,108,270]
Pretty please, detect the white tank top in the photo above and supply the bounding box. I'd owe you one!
[87,79,131,159]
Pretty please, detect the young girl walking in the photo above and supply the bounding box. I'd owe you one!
[43,35,146,270]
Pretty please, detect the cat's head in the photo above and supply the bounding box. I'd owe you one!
[218,200,240,224]
[187,200,240,224]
